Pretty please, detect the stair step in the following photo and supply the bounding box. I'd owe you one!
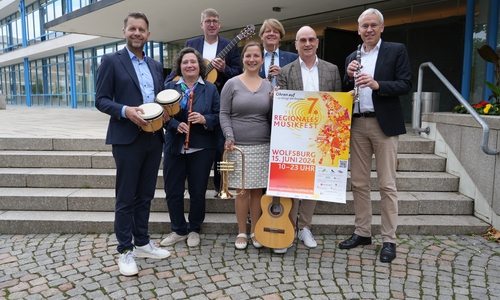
[397,134,435,154]
[0,134,436,153]
[0,151,445,171]
[0,151,105,168]
[0,168,458,191]
[0,211,488,235]
[0,137,110,151]
[0,188,473,215]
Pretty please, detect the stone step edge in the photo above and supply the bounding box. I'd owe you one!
[0,192,474,215]
[0,152,446,171]
[0,134,435,153]
[0,168,459,178]
[0,169,460,192]
[0,211,489,235]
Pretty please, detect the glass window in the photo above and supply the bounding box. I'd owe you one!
[471,1,488,102]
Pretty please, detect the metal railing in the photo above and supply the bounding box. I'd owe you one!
[413,62,499,155]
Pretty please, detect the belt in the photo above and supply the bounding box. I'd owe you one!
[353,112,376,118]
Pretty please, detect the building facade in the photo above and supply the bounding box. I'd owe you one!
[0,0,498,121]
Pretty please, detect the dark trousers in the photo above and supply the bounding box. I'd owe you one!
[113,131,163,253]
[163,148,215,235]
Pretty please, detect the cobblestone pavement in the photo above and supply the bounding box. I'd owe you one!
[1,233,500,300]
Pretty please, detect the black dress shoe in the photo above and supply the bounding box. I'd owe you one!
[338,234,372,249]
[380,242,397,263]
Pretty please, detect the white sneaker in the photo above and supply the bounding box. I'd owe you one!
[273,243,294,254]
[160,232,188,246]
[273,247,288,254]
[134,241,171,259]
[118,250,138,276]
[187,232,200,247]
[298,228,317,248]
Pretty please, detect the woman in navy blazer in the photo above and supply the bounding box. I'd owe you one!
[160,47,220,248]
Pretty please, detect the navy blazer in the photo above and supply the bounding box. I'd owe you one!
[164,35,242,92]
[95,47,165,145]
[164,80,220,155]
[259,49,298,79]
[342,41,412,137]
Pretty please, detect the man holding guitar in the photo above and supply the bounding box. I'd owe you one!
[165,8,243,198]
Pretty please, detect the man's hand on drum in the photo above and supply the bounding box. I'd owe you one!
[125,106,148,126]
[162,113,170,123]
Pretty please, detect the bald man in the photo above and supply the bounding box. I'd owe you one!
[276,26,342,254]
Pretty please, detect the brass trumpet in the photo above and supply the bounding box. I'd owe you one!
[217,146,245,199]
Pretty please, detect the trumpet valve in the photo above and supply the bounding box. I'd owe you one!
[217,161,236,172]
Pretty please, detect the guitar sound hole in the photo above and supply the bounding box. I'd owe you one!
[269,203,283,217]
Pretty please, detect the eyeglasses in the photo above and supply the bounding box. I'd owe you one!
[204,19,220,25]
[359,23,380,30]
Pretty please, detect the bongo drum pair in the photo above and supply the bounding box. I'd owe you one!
[137,103,164,132]
[156,89,181,116]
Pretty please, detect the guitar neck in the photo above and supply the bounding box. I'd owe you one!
[205,36,242,77]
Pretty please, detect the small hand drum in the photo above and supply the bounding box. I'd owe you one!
[156,89,181,116]
[137,103,164,132]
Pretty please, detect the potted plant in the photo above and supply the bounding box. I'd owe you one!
[453,45,500,115]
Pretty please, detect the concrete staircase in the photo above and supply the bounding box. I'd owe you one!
[0,134,490,235]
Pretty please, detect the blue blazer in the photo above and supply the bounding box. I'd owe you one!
[165,35,242,93]
[342,41,412,137]
[163,80,220,155]
[95,47,165,145]
[259,49,298,79]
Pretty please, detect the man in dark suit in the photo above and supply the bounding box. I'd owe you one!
[276,25,342,254]
[339,8,412,263]
[258,18,298,85]
[165,8,242,197]
[95,11,170,276]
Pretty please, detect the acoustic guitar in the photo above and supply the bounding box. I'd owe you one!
[254,194,295,249]
[173,24,255,83]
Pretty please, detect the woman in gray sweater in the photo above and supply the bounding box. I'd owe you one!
[220,42,273,250]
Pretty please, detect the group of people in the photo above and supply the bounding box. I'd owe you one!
[95,7,412,276]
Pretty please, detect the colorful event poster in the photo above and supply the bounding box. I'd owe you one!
[267,90,353,203]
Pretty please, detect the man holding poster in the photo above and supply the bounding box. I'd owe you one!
[275,25,342,254]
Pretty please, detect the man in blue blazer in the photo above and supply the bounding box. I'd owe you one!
[258,18,298,85]
[165,8,242,198]
[339,8,412,263]
[164,8,242,94]
[95,12,170,276]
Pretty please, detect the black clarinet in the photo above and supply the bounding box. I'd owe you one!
[353,44,362,114]
[267,50,276,81]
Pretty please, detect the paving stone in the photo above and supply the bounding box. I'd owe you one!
[0,234,499,299]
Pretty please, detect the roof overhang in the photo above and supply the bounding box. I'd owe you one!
[45,0,375,43]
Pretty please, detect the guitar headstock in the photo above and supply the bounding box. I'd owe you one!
[237,24,256,41]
